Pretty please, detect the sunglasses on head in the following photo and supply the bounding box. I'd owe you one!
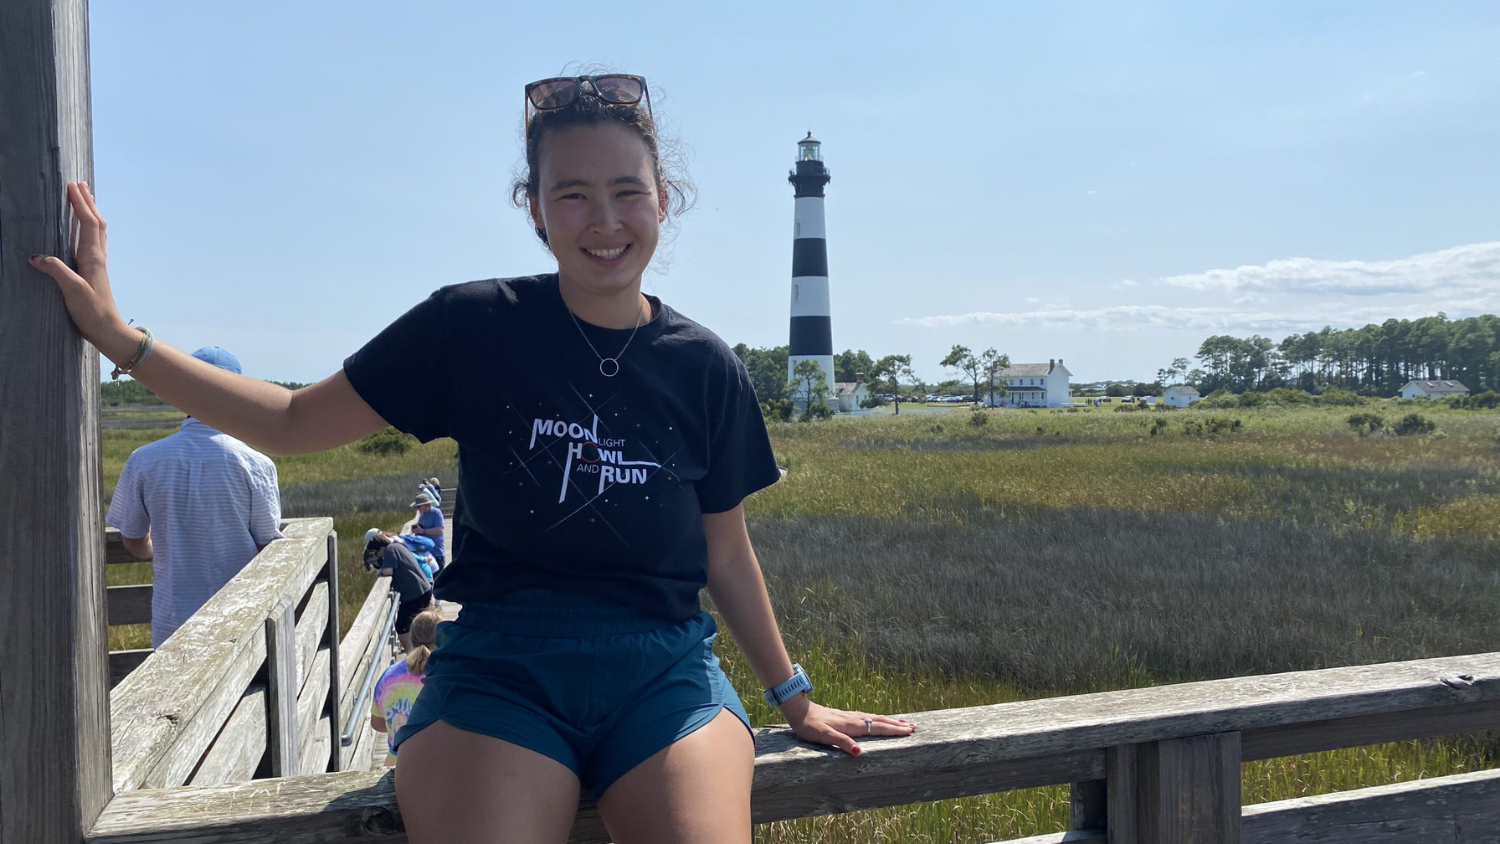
[524,74,651,130]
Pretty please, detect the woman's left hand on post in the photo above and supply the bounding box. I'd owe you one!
[30,181,141,363]
[781,697,916,756]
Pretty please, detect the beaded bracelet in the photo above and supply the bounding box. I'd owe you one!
[110,327,154,381]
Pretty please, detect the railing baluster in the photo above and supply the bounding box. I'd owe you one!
[1106,744,1140,844]
[1070,778,1107,832]
[264,604,299,777]
[324,533,343,771]
[1131,732,1242,844]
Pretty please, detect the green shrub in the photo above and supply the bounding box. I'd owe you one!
[800,401,835,422]
[1316,388,1362,407]
[1236,391,1267,408]
[761,398,794,422]
[1205,417,1243,435]
[1262,388,1311,406]
[1198,389,1239,409]
[1451,391,1500,410]
[860,395,888,409]
[1347,412,1385,436]
[355,427,417,456]
[1392,413,1437,437]
[969,411,990,427]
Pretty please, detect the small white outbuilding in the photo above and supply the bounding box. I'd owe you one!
[1162,385,1201,408]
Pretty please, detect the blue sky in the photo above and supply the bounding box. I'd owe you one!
[91,1,1500,384]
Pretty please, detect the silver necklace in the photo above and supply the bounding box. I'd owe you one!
[565,296,647,378]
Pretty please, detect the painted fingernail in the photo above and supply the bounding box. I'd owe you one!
[29,254,41,263]
[851,745,862,755]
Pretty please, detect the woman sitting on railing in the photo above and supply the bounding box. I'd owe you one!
[372,607,443,768]
[30,70,913,844]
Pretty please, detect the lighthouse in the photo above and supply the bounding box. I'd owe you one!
[787,132,834,401]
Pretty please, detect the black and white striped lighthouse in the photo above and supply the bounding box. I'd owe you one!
[787,132,834,392]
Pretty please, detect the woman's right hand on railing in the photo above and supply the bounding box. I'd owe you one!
[30,181,143,365]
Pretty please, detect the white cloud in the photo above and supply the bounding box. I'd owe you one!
[1112,278,1139,289]
[1161,241,1500,296]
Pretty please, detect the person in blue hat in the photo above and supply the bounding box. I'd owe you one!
[105,346,283,647]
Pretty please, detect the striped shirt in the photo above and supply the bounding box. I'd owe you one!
[107,418,283,647]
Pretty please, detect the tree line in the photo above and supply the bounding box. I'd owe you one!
[1167,313,1500,396]
[732,343,1018,419]
[101,379,309,407]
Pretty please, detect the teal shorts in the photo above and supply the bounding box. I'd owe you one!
[392,588,752,797]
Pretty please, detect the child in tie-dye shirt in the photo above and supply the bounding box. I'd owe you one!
[371,607,443,766]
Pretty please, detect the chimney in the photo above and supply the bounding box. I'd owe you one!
[1048,359,1056,373]
[855,372,864,383]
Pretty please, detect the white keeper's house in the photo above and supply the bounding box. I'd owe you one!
[1162,385,1201,408]
[987,359,1073,408]
[1399,379,1471,400]
[832,373,870,413]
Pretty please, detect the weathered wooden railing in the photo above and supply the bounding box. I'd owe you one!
[103,517,398,789]
[82,651,1500,843]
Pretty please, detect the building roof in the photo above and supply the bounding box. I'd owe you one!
[997,363,1057,377]
[1163,385,1200,396]
[833,381,867,396]
[800,131,820,145]
[1403,379,1471,394]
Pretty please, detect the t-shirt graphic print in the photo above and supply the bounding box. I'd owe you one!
[343,274,782,621]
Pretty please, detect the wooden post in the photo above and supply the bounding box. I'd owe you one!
[264,606,299,777]
[1113,733,1241,844]
[0,1,112,843]
[1071,778,1107,831]
[1106,744,1140,844]
[325,532,343,771]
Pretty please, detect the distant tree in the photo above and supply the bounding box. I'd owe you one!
[100,379,165,407]
[869,354,916,415]
[935,379,968,397]
[984,350,1010,406]
[941,344,997,404]
[1105,383,1127,398]
[732,343,790,402]
[1134,382,1164,397]
[787,358,832,420]
[1157,357,1190,386]
[833,349,876,384]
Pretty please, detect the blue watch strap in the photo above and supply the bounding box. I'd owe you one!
[763,663,813,707]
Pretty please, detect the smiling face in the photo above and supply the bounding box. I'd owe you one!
[529,121,666,300]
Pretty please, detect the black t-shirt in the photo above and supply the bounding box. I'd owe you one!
[381,543,430,603]
[343,274,781,621]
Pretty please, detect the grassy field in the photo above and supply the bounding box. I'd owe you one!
[100,401,1500,841]
[730,402,1500,842]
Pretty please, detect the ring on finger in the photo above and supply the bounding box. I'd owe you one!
[864,717,873,736]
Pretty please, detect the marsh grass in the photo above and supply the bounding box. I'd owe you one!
[730,406,1500,841]
[98,405,1500,840]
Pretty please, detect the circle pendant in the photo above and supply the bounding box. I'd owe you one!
[599,358,621,378]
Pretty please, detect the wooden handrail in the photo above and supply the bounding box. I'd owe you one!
[85,650,1500,843]
[109,518,343,791]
